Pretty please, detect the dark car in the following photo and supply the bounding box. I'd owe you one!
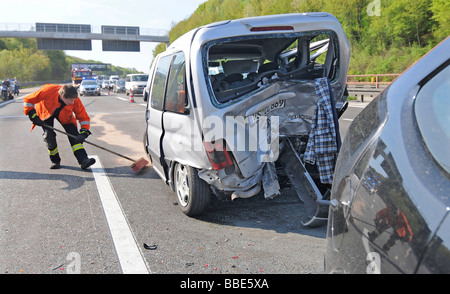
[113,79,126,93]
[325,37,450,274]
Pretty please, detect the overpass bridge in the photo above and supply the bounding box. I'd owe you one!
[0,22,169,51]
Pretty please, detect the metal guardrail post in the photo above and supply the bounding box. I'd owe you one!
[346,74,401,102]
[347,73,401,87]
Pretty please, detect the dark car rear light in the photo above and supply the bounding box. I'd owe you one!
[250,26,294,32]
[203,139,233,170]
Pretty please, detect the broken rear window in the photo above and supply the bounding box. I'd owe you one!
[203,31,339,108]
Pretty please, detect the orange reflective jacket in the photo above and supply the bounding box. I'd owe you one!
[23,84,90,131]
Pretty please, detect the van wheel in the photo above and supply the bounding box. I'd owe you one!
[174,163,210,216]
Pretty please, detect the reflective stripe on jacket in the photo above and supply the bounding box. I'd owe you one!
[23,84,90,131]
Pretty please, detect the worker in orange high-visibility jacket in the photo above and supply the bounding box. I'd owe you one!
[23,84,96,170]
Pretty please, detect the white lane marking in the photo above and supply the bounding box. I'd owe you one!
[114,96,129,101]
[0,94,27,107]
[112,95,146,107]
[90,155,150,274]
[348,104,368,109]
[341,118,354,122]
[0,99,16,107]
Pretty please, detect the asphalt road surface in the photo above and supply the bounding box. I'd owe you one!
[0,85,367,277]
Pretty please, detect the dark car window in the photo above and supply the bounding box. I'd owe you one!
[164,52,189,114]
[203,31,339,107]
[414,64,450,173]
[132,75,148,81]
[150,55,172,111]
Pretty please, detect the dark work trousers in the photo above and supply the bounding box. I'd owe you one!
[42,117,88,165]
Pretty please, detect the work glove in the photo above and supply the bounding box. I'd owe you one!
[75,128,91,143]
[27,109,43,126]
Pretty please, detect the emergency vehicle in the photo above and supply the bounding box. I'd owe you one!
[71,67,92,87]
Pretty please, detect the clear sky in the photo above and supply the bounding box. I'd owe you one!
[2,0,207,73]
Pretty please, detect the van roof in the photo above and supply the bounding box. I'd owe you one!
[169,12,347,50]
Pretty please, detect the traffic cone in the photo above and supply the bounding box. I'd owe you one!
[107,88,110,95]
[129,90,135,103]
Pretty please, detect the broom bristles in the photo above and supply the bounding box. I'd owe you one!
[131,157,149,174]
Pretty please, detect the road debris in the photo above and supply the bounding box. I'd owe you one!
[143,243,157,250]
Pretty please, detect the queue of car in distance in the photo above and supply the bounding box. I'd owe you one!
[94,75,148,95]
[79,76,143,94]
[324,37,450,274]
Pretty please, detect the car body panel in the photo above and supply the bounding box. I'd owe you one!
[79,79,100,96]
[126,73,148,95]
[417,213,450,273]
[325,37,450,273]
[101,80,110,89]
[113,80,126,93]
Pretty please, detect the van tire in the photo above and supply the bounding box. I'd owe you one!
[174,163,210,216]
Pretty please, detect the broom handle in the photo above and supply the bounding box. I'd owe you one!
[41,124,136,163]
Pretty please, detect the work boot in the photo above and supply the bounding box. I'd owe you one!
[80,157,96,169]
[50,162,61,169]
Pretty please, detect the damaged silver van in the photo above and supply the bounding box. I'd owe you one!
[143,13,350,226]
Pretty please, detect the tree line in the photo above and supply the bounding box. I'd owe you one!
[0,37,139,83]
[154,0,449,75]
[1,0,448,81]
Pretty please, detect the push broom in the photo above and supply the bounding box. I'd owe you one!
[41,124,149,174]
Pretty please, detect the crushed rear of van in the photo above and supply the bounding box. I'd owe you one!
[144,13,350,226]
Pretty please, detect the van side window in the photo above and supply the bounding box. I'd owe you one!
[150,55,172,111]
[165,53,188,114]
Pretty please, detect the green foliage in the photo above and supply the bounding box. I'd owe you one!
[431,0,450,40]
[153,0,449,75]
[0,47,49,81]
[2,0,448,81]
[0,37,52,81]
[0,37,140,82]
[44,51,70,80]
[349,44,433,76]
[0,37,67,81]
[0,37,36,51]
